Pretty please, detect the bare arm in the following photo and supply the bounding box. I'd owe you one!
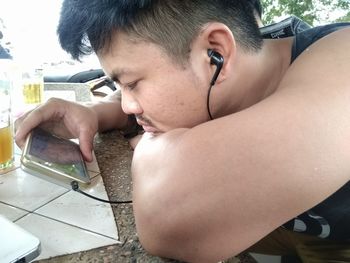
[15,90,129,161]
[86,89,128,132]
[132,28,350,262]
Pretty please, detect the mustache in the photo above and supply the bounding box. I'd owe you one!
[135,114,153,126]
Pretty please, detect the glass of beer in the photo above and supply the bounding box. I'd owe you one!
[0,61,14,171]
[22,68,44,104]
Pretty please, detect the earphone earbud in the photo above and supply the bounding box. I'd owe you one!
[207,49,224,85]
[206,49,224,120]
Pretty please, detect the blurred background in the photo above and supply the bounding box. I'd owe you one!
[0,0,99,76]
[0,0,349,77]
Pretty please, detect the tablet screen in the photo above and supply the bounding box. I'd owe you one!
[28,128,88,179]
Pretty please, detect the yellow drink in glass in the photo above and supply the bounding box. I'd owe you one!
[0,125,14,170]
[0,60,14,171]
[23,82,44,104]
[22,68,44,104]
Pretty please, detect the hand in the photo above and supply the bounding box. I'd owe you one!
[128,134,143,149]
[15,98,98,162]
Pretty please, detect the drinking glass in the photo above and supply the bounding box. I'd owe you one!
[0,60,14,170]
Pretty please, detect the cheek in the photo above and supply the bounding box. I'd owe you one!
[145,78,209,128]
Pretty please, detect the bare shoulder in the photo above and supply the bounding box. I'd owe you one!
[131,27,350,259]
[162,26,350,254]
[279,27,350,94]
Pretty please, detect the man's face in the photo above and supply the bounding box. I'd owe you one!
[98,32,210,134]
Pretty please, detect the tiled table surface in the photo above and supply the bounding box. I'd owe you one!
[1,83,256,263]
[0,84,120,261]
[0,153,120,261]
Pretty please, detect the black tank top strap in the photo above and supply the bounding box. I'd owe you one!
[291,22,350,63]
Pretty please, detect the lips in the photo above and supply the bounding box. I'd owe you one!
[136,119,160,133]
[142,125,160,133]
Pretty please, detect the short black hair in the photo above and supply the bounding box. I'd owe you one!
[58,0,263,62]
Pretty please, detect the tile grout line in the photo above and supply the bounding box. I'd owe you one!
[29,189,75,213]
[31,211,121,242]
[1,200,120,242]
[0,201,33,221]
[0,189,70,219]
[2,164,119,240]
[1,174,120,241]
[89,173,101,180]
[88,169,101,175]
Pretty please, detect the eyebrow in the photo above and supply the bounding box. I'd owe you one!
[109,69,132,84]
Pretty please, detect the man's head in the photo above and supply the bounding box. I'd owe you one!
[58,0,264,131]
[58,0,262,63]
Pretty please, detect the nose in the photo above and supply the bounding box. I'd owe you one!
[121,90,143,115]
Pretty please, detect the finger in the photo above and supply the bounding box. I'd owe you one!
[15,99,65,148]
[14,107,39,148]
[78,129,95,162]
[128,134,143,149]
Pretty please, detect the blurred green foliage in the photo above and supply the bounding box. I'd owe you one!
[261,0,350,25]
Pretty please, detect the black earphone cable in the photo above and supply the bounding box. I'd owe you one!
[71,181,132,204]
[207,49,224,120]
[207,83,214,120]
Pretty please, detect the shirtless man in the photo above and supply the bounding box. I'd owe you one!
[15,1,350,262]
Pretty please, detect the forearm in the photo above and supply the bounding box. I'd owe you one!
[86,90,128,132]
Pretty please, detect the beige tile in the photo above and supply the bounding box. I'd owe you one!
[44,83,92,103]
[88,170,100,180]
[44,90,76,102]
[36,175,118,240]
[0,168,68,211]
[16,213,119,260]
[0,203,28,221]
[0,154,21,175]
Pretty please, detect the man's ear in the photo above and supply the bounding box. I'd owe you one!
[191,22,237,84]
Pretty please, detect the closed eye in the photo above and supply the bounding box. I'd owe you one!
[126,81,138,90]
[120,80,139,91]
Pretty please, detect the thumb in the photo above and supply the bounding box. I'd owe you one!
[78,131,95,162]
